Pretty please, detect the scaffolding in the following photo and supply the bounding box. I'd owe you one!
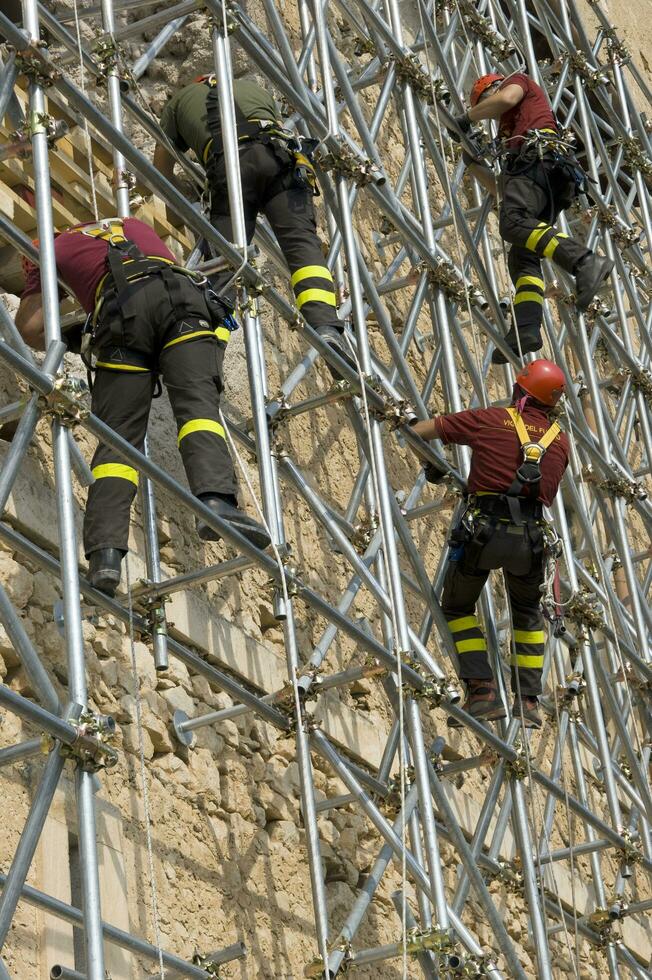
[0,0,650,975]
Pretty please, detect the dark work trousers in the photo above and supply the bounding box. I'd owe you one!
[83,274,237,557]
[499,154,590,342]
[208,141,342,333]
[440,518,546,697]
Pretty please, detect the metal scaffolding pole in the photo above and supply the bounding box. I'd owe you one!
[0,0,649,975]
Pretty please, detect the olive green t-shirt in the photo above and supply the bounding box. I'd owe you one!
[159,78,281,159]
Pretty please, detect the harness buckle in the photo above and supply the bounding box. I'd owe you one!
[522,442,545,463]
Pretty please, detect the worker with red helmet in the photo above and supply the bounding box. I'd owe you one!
[411,359,569,729]
[451,71,613,363]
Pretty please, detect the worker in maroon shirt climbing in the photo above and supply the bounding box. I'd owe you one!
[451,72,613,363]
[411,359,570,730]
[16,216,270,597]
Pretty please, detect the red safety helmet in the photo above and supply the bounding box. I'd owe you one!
[516,359,566,406]
[470,73,505,107]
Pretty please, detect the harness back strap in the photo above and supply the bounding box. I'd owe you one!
[506,407,561,453]
[202,76,285,161]
[507,408,561,506]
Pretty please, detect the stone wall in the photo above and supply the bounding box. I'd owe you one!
[0,0,650,977]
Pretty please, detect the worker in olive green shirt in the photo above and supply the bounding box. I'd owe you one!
[154,75,345,355]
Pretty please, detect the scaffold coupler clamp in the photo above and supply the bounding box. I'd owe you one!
[15,38,59,86]
[587,906,616,944]
[455,0,514,58]
[488,859,524,896]
[375,394,417,430]
[42,374,90,427]
[316,138,383,186]
[139,597,169,642]
[415,675,459,708]
[626,366,652,404]
[455,952,497,977]
[428,259,468,304]
[565,588,606,633]
[568,53,610,89]
[506,739,527,780]
[192,951,222,978]
[93,34,121,82]
[619,828,642,877]
[560,671,585,708]
[62,706,118,772]
[597,474,647,503]
[305,941,349,976]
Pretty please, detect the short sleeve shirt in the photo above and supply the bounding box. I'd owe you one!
[433,404,569,506]
[160,78,281,159]
[21,218,176,313]
[498,74,557,151]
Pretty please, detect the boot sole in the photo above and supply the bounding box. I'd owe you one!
[576,259,614,311]
[197,519,271,551]
[88,571,120,597]
[491,336,543,365]
[447,705,507,728]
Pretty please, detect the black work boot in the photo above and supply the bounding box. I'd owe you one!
[196,494,271,551]
[316,325,357,380]
[88,548,124,597]
[491,327,542,364]
[512,695,542,729]
[448,678,507,728]
[575,254,614,311]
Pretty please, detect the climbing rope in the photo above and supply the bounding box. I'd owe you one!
[417,0,490,397]
[72,0,99,221]
[125,556,166,979]
[341,329,410,977]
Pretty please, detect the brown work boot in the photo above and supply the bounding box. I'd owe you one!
[512,695,542,730]
[448,678,507,728]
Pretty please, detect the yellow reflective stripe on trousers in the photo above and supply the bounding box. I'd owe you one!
[163,327,231,351]
[291,265,334,287]
[92,463,139,486]
[456,638,487,654]
[511,653,545,668]
[515,275,544,291]
[447,615,480,633]
[524,223,551,252]
[95,361,150,372]
[543,232,568,259]
[513,291,544,305]
[163,330,215,351]
[514,629,545,645]
[177,418,226,446]
[296,288,337,310]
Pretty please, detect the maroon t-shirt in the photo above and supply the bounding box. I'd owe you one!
[434,404,569,506]
[22,218,176,314]
[499,73,557,151]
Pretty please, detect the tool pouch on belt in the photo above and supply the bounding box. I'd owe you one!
[289,137,320,196]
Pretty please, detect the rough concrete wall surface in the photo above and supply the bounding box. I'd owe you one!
[0,0,650,977]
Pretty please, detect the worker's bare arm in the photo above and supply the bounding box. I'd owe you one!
[466,162,497,196]
[410,418,439,445]
[153,142,178,185]
[15,293,46,351]
[468,83,523,122]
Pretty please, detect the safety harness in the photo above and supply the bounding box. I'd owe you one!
[499,127,589,222]
[200,75,319,196]
[502,406,561,522]
[70,220,235,378]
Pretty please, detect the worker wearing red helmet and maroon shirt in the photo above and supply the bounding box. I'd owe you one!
[412,360,569,729]
[17,217,270,596]
[452,73,612,363]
